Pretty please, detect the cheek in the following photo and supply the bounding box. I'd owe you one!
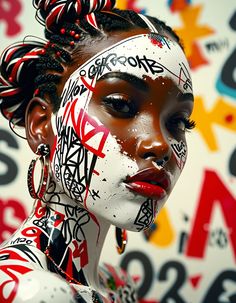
[169,137,188,171]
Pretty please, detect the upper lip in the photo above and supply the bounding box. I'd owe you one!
[125,167,171,192]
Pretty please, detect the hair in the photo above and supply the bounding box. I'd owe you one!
[0,0,182,128]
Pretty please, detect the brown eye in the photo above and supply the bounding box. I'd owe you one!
[102,94,138,118]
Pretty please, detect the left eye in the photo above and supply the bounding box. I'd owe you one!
[102,94,138,118]
[167,116,196,133]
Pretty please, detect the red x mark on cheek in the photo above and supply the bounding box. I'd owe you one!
[70,99,110,158]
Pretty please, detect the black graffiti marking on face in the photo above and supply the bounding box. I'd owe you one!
[54,122,98,202]
[178,62,192,91]
[134,199,155,231]
[171,140,187,159]
[61,78,88,106]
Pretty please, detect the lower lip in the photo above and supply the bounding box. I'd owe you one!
[125,181,166,199]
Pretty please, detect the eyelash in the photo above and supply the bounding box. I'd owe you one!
[168,116,196,132]
[102,95,137,118]
[102,95,196,132]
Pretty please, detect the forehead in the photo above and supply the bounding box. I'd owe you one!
[60,32,192,108]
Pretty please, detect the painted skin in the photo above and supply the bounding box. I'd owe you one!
[49,29,194,230]
[0,28,194,302]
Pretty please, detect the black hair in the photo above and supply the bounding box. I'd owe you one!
[0,0,183,127]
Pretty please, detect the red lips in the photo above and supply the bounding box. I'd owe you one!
[125,167,170,199]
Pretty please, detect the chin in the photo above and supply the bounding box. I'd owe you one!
[87,189,168,232]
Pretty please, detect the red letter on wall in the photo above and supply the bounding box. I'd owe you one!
[186,170,236,262]
[0,199,27,242]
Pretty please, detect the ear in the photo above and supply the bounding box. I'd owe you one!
[25,97,54,154]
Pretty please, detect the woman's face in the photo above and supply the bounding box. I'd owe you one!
[50,28,194,231]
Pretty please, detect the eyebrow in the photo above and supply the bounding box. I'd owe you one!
[178,93,194,102]
[99,72,149,92]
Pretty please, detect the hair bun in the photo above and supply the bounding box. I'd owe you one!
[0,41,45,125]
[33,0,116,31]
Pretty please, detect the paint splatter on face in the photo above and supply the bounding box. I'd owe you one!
[50,32,193,231]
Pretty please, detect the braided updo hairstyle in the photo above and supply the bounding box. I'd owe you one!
[0,0,182,127]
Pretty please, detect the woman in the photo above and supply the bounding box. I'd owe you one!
[0,0,195,302]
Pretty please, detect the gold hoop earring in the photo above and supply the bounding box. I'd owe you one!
[27,144,50,200]
[116,227,127,255]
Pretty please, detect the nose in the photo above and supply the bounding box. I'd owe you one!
[137,133,172,166]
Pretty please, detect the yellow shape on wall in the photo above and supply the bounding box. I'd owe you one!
[149,207,175,247]
[116,0,141,11]
[192,96,236,151]
[174,5,214,58]
[116,0,127,10]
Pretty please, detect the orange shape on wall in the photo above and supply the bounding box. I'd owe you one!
[149,207,175,247]
[169,0,191,12]
[174,5,214,69]
[116,0,142,12]
[191,96,236,151]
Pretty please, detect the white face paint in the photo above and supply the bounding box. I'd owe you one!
[50,33,193,231]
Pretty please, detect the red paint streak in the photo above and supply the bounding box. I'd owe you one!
[70,102,109,158]
[93,169,100,176]
[186,170,236,262]
[0,249,28,262]
[150,38,163,48]
[21,226,42,249]
[65,248,74,283]
[0,0,22,36]
[62,101,72,124]
[34,199,47,218]
[50,135,58,161]
[53,211,65,227]
[105,264,126,288]
[0,198,27,242]
[0,249,32,303]
[0,265,32,303]
[81,76,96,92]
[72,239,88,268]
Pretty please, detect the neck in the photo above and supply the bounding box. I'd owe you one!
[28,180,110,290]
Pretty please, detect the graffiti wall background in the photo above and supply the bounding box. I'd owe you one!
[0,0,235,302]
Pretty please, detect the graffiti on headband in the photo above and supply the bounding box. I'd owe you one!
[60,33,193,108]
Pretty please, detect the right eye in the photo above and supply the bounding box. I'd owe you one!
[102,94,138,118]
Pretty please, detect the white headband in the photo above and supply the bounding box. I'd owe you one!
[138,14,159,33]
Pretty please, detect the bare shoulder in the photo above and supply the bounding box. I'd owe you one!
[99,263,138,303]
